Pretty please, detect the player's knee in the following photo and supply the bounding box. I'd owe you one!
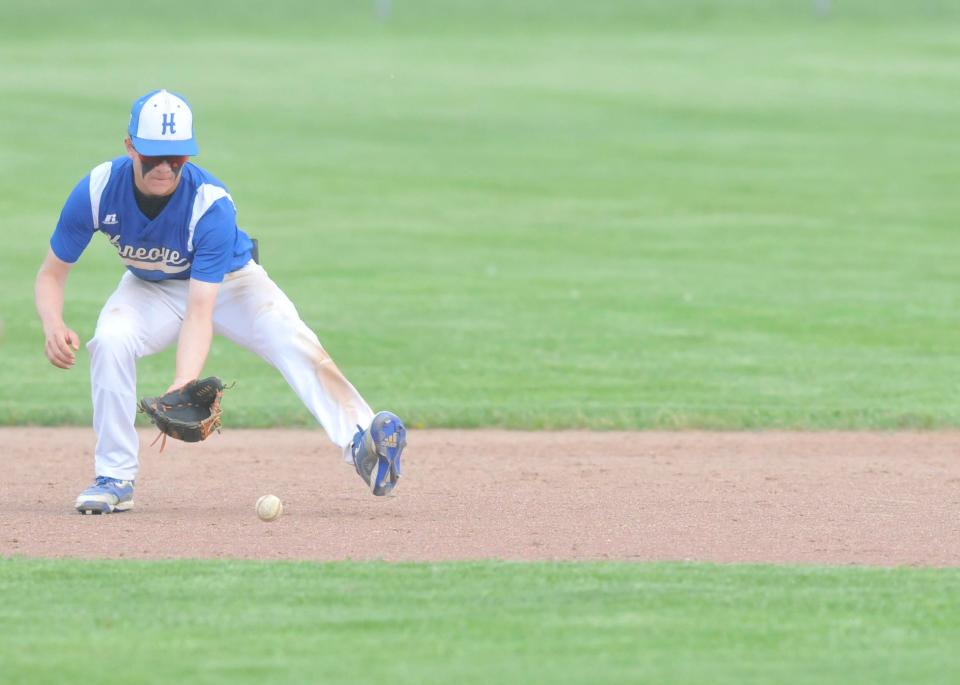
[260,321,324,367]
[88,321,141,359]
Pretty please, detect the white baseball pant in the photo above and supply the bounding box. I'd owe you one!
[86,261,374,480]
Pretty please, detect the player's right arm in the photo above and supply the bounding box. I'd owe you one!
[35,249,80,369]
[38,173,97,369]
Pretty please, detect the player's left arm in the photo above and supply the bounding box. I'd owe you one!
[167,194,238,392]
[168,278,220,392]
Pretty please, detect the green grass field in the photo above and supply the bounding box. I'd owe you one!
[2,2,958,683]
[1,558,958,685]
[3,0,960,428]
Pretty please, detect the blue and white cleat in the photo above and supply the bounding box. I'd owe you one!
[75,476,135,514]
[351,411,406,496]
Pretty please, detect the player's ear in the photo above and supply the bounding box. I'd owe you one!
[124,136,136,157]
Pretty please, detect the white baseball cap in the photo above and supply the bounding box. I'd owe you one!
[127,89,199,156]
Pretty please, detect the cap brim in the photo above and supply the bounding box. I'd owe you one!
[131,136,198,156]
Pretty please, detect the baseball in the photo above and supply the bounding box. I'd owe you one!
[256,494,283,522]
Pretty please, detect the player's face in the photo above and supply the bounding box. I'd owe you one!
[125,138,187,197]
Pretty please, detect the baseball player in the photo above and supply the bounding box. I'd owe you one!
[34,89,406,514]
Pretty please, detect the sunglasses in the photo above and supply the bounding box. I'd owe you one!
[135,152,188,171]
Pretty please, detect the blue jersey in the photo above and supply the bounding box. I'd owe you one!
[50,156,253,283]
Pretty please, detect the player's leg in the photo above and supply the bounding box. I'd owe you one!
[213,262,374,452]
[79,273,183,512]
[213,262,406,494]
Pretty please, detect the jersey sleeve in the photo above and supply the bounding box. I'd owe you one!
[50,176,95,263]
[189,197,238,283]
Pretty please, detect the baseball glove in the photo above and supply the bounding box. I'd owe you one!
[138,377,227,450]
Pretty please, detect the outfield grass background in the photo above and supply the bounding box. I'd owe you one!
[2,0,959,428]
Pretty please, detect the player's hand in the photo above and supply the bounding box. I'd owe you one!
[165,377,195,393]
[43,323,80,369]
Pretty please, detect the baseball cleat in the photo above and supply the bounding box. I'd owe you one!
[75,476,135,514]
[351,411,406,496]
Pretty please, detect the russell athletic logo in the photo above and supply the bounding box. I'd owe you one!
[108,234,190,274]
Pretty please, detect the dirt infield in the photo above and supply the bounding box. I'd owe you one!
[1,428,958,566]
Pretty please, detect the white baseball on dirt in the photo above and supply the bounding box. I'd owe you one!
[256,494,283,522]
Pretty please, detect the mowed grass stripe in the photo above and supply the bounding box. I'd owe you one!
[1,559,958,685]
